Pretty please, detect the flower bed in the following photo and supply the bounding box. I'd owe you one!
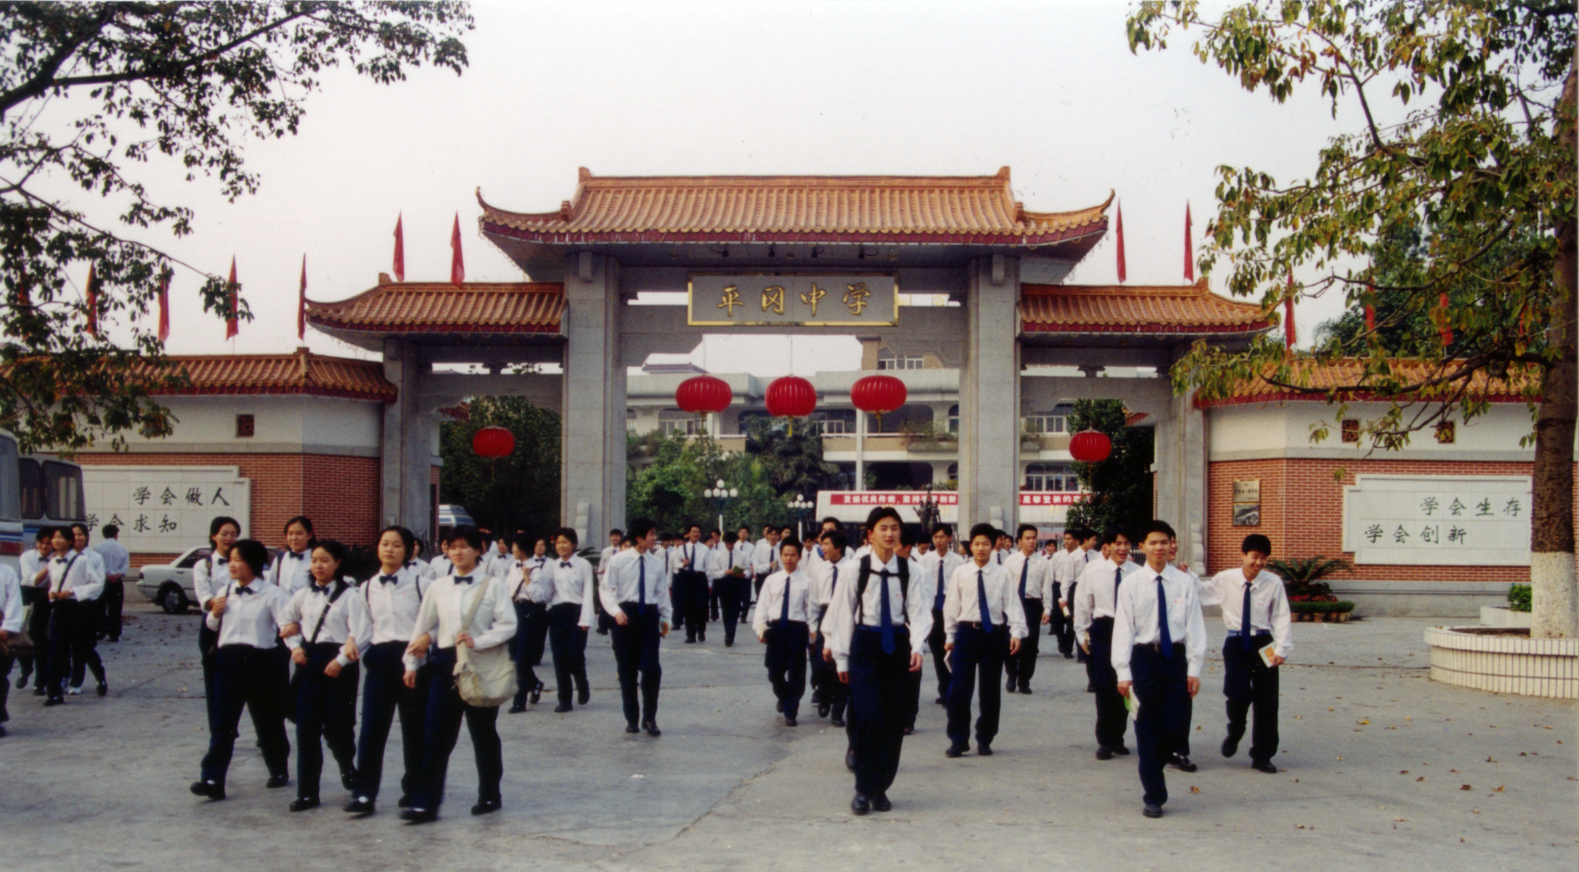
[1289,600,1356,623]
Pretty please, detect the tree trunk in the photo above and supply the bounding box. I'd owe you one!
[1530,66,1578,640]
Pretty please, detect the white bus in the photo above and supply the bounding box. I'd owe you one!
[0,430,87,573]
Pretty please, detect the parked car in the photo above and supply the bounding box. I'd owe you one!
[437,503,475,541]
[136,546,211,614]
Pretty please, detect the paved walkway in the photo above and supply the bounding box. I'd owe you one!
[2,605,1573,871]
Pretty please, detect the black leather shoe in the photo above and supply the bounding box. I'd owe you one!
[871,792,892,812]
[850,793,871,815]
[32,686,44,696]
[189,780,225,800]
[344,797,376,815]
[643,720,661,737]
[978,744,994,756]
[289,797,319,812]
[1095,747,1114,761]
[1085,683,1095,693]
[96,681,107,697]
[1062,653,1073,659]
[945,744,966,758]
[43,696,63,706]
[698,631,705,641]
[1168,754,1198,773]
[775,698,785,713]
[902,725,914,736]
[784,715,797,727]
[684,636,696,644]
[831,716,845,728]
[818,702,831,718]
[265,773,290,789]
[1222,734,1242,758]
[1006,677,1017,692]
[1251,760,1280,774]
[530,681,544,704]
[577,687,591,705]
[1143,803,1164,818]
[553,703,572,713]
[397,795,412,808]
[400,807,438,824]
[1018,685,1032,695]
[845,747,856,771]
[471,799,502,816]
[508,702,527,714]
[1113,746,1131,756]
[14,675,26,689]
[934,695,946,705]
[341,769,357,791]
[625,723,640,734]
[0,725,7,738]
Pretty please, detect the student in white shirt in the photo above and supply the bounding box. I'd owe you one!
[751,526,782,607]
[1000,524,1050,695]
[402,525,517,823]
[483,535,513,582]
[1075,526,1140,759]
[1049,531,1079,656]
[674,523,711,644]
[343,526,429,816]
[594,528,623,635]
[807,530,853,726]
[191,539,293,800]
[726,525,755,633]
[94,523,131,642]
[44,525,107,703]
[599,518,672,736]
[753,537,815,726]
[1200,533,1291,774]
[0,561,22,736]
[705,528,724,621]
[918,524,965,706]
[16,529,49,692]
[268,516,315,597]
[823,507,932,815]
[1114,520,1207,819]
[193,516,241,730]
[526,527,597,713]
[508,536,551,713]
[422,539,454,583]
[281,538,368,812]
[942,523,1027,758]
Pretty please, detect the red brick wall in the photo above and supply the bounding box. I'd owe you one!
[76,451,380,567]
[1207,457,1579,582]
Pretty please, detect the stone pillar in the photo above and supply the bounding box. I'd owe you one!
[1153,344,1210,569]
[380,338,436,542]
[561,254,627,545]
[958,256,1021,532]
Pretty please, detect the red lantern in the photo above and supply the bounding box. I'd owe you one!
[850,374,908,431]
[675,375,733,415]
[1068,429,1112,463]
[472,426,515,458]
[765,376,817,434]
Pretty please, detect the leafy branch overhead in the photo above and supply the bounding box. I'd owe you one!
[0,1,473,452]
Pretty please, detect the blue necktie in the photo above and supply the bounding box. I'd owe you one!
[1018,558,1029,599]
[1114,567,1123,602]
[1241,580,1254,650]
[934,561,946,611]
[779,575,791,626]
[1155,575,1172,656]
[830,566,838,594]
[637,556,646,610]
[977,569,993,633]
[878,568,895,654]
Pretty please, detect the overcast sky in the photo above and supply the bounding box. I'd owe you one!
[59,0,1378,376]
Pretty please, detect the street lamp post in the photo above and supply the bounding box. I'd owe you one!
[788,494,814,541]
[704,479,739,538]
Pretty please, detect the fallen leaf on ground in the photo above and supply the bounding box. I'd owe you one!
[1460,784,1472,790]
[1189,786,1201,794]
[1493,785,1504,792]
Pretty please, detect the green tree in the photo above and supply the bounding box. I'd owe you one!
[1,2,472,452]
[1064,399,1156,536]
[439,397,561,539]
[1128,0,1575,638]
[743,417,843,498]
[625,427,819,535]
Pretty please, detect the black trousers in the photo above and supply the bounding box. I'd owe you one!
[763,621,808,717]
[101,578,124,640]
[1130,643,1190,807]
[946,624,1008,747]
[927,606,950,701]
[611,604,662,726]
[808,626,847,719]
[677,570,709,640]
[414,647,502,809]
[27,597,51,692]
[201,645,290,786]
[0,649,12,723]
[512,600,547,703]
[295,643,359,799]
[670,574,688,632]
[847,627,911,797]
[47,599,103,696]
[353,641,428,802]
[1004,598,1043,689]
[1047,583,1070,644]
[716,576,745,643]
[1065,582,1084,660]
[748,574,767,619]
[1223,633,1280,763]
[709,575,723,619]
[1086,618,1129,750]
[547,602,590,706]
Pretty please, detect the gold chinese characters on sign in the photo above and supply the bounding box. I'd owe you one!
[689,274,899,326]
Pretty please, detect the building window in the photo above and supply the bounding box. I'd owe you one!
[236,414,255,438]
[659,408,703,437]
[1022,413,1068,435]
[1024,462,1079,492]
[947,404,959,434]
[1341,419,1359,443]
[816,409,855,435]
[1434,421,1456,444]
[876,348,923,370]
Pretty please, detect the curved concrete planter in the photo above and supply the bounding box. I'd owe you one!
[1424,626,1578,699]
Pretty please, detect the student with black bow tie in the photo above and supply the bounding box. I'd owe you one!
[190,539,292,800]
[342,526,429,816]
[270,516,315,596]
[193,517,241,730]
[43,526,108,705]
[598,518,671,737]
[507,536,547,713]
[401,525,517,823]
[526,527,596,712]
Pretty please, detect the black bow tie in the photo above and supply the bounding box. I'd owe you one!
[516,561,525,568]
[561,561,572,568]
[309,585,329,595]
[216,558,228,565]
[454,576,473,585]
[291,551,307,559]
[379,574,398,585]
[53,557,66,564]
[234,586,255,596]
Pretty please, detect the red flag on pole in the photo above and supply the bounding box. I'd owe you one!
[84,262,99,336]
[225,256,239,340]
[450,213,465,287]
[1439,292,1453,346]
[1184,202,1194,282]
[1284,271,1297,350]
[298,254,307,341]
[1364,281,1377,332]
[157,269,170,343]
[1114,201,1127,283]
[392,213,405,283]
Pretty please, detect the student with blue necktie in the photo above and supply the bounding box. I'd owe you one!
[941,524,1027,758]
[1113,520,1206,819]
[1074,526,1140,760]
[920,524,964,706]
[1000,523,1048,694]
[808,530,853,725]
[754,537,814,726]
[598,518,671,737]
[1199,534,1291,774]
[676,523,711,644]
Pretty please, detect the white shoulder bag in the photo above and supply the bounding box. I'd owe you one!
[453,577,517,707]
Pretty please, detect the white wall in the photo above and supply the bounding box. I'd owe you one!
[1209,401,1539,461]
[97,395,383,457]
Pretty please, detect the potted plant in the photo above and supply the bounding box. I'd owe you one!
[1269,556,1357,622]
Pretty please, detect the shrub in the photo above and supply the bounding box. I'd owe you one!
[1507,584,1532,613]
[1289,600,1356,614]
[1269,556,1352,602]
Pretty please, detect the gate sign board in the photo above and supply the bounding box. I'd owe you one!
[81,466,252,553]
[688,273,899,326]
[1341,474,1530,566]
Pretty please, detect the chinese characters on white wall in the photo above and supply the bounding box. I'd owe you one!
[81,466,252,553]
[1342,475,1531,566]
